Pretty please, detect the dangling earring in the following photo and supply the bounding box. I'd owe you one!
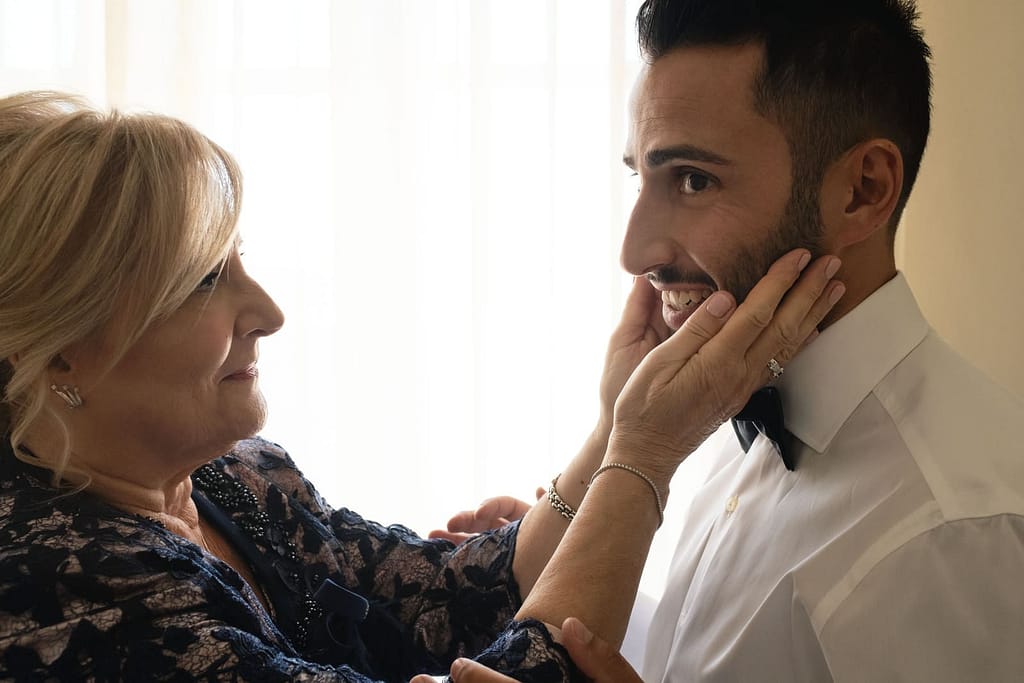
[50,384,83,409]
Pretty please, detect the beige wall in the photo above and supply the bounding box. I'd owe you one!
[897,0,1024,397]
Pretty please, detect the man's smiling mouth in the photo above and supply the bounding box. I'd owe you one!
[662,288,713,310]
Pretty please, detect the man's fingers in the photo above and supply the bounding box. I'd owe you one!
[448,657,517,682]
[561,617,644,683]
[409,674,443,683]
[426,529,474,544]
[474,496,533,525]
[432,494,538,543]
[443,510,480,533]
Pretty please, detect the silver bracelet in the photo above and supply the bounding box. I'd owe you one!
[589,463,665,527]
[546,474,577,521]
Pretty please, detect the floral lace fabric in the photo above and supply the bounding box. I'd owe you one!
[0,437,580,681]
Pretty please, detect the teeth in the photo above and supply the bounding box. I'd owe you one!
[662,289,711,309]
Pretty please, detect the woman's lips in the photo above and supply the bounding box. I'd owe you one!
[223,365,258,381]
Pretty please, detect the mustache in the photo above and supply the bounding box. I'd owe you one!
[646,267,716,289]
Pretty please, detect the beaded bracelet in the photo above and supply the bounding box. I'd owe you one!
[546,473,577,521]
[589,463,665,527]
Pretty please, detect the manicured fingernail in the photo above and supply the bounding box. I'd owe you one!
[828,282,846,305]
[797,251,812,271]
[825,257,842,280]
[450,658,467,678]
[705,291,733,318]
[805,329,820,346]
[567,617,594,645]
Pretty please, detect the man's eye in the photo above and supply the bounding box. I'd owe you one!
[679,171,712,195]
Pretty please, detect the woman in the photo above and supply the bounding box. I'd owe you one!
[0,92,839,681]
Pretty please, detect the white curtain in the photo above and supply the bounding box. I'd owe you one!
[2,0,655,535]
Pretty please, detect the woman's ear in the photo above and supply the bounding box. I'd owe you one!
[820,138,904,248]
[46,352,83,390]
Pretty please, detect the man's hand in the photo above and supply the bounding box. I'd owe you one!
[428,488,544,544]
[560,617,643,682]
[408,617,642,682]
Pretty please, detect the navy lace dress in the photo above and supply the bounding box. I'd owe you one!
[0,437,580,681]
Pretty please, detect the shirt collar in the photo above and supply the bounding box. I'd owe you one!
[775,272,929,453]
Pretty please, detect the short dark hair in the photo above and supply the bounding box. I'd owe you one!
[636,0,932,227]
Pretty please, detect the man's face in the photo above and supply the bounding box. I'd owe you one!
[622,42,824,331]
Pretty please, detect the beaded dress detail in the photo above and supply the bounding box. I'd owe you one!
[0,437,581,681]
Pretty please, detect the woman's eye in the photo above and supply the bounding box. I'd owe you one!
[629,171,641,194]
[679,171,713,195]
[196,270,220,292]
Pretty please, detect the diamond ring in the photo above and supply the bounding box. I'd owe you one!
[767,358,785,380]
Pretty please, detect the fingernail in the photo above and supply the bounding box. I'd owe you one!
[567,617,594,644]
[805,328,820,346]
[450,658,467,678]
[797,251,811,271]
[828,282,846,305]
[825,257,842,280]
[705,291,733,318]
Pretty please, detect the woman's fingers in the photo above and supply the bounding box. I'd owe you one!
[607,248,844,476]
[706,249,812,353]
[618,275,664,334]
[742,255,843,378]
[628,249,815,390]
[616,275,673,345]
[697,250,842,388]
[637,289,737,370]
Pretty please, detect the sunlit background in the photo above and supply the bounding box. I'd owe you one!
[8,1,1024,668]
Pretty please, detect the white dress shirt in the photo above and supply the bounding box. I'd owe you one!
[642,273,1024,682]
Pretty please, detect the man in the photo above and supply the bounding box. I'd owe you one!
[627,1,1023,680]
[435,0,1024,680]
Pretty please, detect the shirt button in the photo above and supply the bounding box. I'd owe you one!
[725,495,739,514]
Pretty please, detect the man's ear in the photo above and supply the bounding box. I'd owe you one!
[820,139,903,248]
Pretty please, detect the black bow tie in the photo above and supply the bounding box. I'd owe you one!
[731,386,795,471]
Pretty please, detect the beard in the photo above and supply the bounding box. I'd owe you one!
[720,179,826,303]
[650,178,826,303]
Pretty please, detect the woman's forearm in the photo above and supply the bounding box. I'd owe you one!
[515,458,665,648]
[510,423,609,597]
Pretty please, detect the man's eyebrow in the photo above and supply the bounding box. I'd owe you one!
[622,145,733,170]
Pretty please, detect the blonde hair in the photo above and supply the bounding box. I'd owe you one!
[0,91,243,480]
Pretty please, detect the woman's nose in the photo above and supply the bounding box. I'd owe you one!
[239,278,285,338]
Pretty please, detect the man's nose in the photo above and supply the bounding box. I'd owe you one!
[619,191,676,277]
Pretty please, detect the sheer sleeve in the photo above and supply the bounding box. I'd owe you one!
[242,438,583,681]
